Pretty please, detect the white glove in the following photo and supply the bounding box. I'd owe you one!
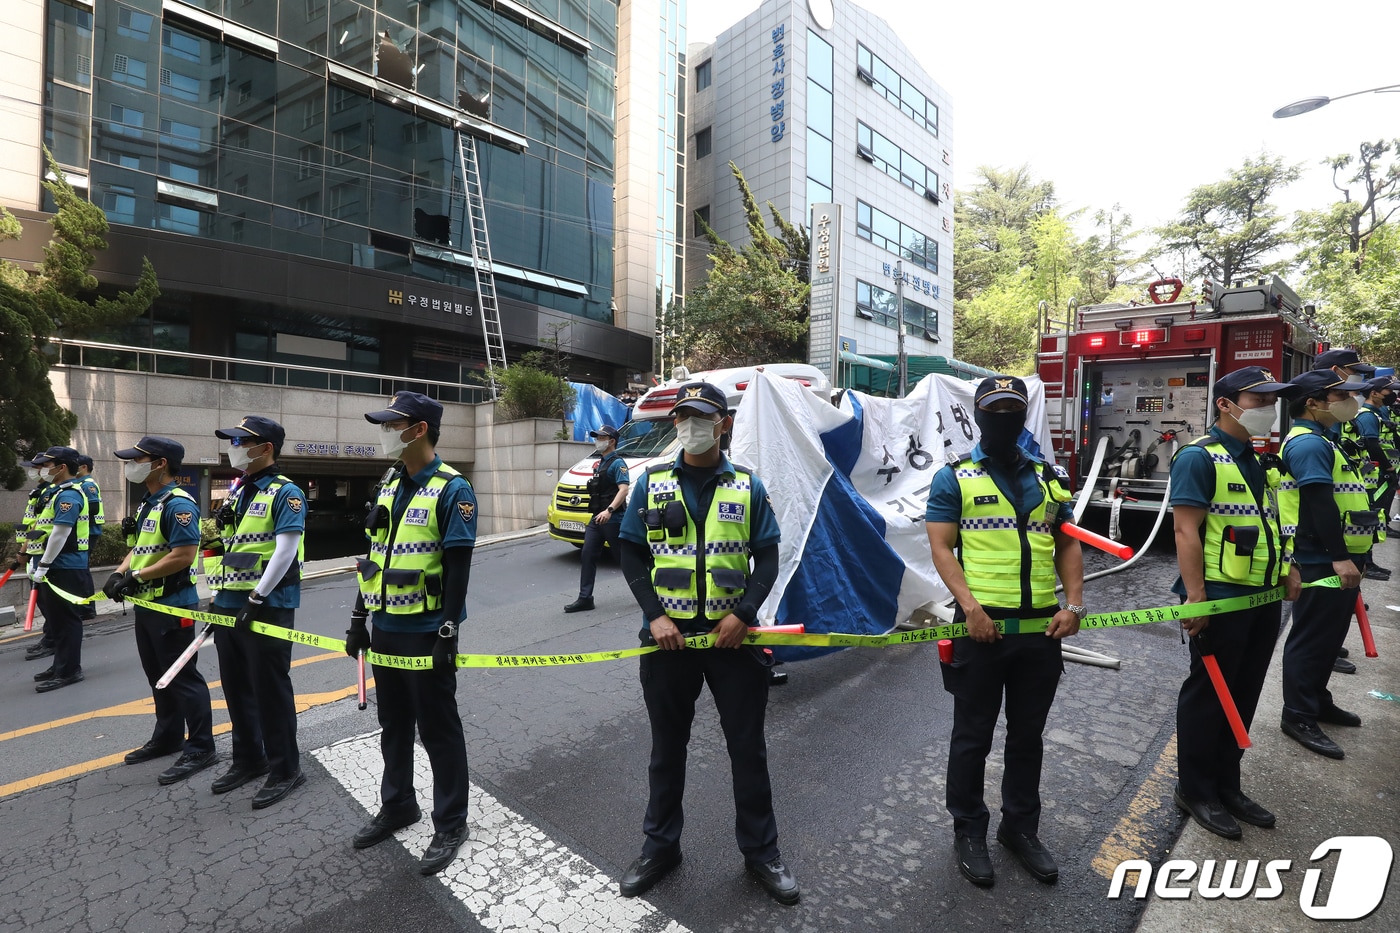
[32,562,50,584]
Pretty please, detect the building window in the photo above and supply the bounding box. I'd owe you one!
[111,54,147,88]
[856,279,939,338]
[301,94,324,129]
[296,144,317,180]
[101,186,137,225]
[695,59,711,91]
[856,43,938,136]
[857,122,940,199]
[118,6,153,40]
[693,204,710,234]
[856,201,938,274]
[160,68,200,102]
[108,104,145,136]
[694,127,711,159]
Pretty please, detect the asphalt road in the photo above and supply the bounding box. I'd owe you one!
[0,526,1393,932]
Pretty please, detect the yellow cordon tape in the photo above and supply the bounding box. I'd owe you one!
[43,577,1339,670]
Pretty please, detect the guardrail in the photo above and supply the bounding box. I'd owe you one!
[51,338,490,405]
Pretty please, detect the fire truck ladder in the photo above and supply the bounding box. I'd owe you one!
[455,132,507,398]
[1036,298,1077,464]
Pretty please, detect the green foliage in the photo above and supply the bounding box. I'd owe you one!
[495,353,578,422]
[668,162,810,369]
[89,530,130,568]
[0,150,159,491]
[953,166,1143,374]
[1294,140,1400,365]
[1151,154,1301,287]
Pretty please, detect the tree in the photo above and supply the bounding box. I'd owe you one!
[666,162,810,369]
[493,322,578,429]
[1074,205,1143,305]
[1295,140,1400,362]
[1,151,160,489]
[953,165,1056,302]
[1151,154,1302,288]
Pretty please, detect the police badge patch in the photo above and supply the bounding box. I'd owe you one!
[717,502,745,523]
[287,497,303,513]
[175,512,193,526]
[458,501,475,522]
[60,501,73,512]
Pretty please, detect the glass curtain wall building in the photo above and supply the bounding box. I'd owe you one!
[685,0,953,386]
[15,0,652,387]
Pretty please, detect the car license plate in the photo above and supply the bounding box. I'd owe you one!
[559,520,587,533]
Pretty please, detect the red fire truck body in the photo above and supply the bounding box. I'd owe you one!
[1037,276,1325,509]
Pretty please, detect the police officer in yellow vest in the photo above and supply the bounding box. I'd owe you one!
[27,447,94,692]
[209,416,307,808]
[1168,366,1297,839]
[108,437,217,784]
[344,392,476,876]
[75,454,105,622]
[1276,370,1368,759]
[614,381,797,906]
[925,376,1084,888]
[15,460,58,662]
[1340,375,1397,580]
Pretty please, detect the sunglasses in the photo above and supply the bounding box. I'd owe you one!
[229,436,268,448]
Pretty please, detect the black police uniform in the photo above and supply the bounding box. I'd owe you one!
[576,438,627,602]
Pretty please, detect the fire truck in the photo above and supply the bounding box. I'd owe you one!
[1036,275,1325,512]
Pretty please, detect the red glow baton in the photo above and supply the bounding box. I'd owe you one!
[357,649,368,710]
[1200,652,1252,749]
[24,589,38,632]
[0,567,14,591]
[156,624,214,689]
[752,624,806,634]
[1356,595,1379,659]
[1061,523,1134,559]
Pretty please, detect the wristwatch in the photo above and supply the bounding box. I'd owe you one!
[1064,603,1088,620]
[438,621,456,639]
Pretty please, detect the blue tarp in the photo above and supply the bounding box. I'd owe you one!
[569,382,631,441]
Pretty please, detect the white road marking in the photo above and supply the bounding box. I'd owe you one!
[313,732,691,933]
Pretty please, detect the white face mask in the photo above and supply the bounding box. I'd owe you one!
[676,417,720,455]
[593,438,611,454]
[1230,400,1278,438]
[25,468,41,484]
[1328,397,1361,422]
[1332,367,1366,386]
[228,444,254,471]
[380,424,413,459]
[124,460,155,485]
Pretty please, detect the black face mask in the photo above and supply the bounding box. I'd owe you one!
[974,408,1026,462]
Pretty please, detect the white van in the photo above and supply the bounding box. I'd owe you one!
[547,363,831,545]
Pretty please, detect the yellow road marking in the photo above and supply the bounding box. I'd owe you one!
[0,651,375,797]
[1091,731,1178,879]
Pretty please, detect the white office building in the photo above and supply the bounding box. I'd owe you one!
[685,0,953,385]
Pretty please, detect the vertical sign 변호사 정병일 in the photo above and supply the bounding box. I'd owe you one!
[809,204,842,380]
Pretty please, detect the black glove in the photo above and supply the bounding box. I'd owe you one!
[345,611,370,659]
[104,571,129,601]
[235,591,265,634]
[8,557,21,572]
[115,571,145,599]
[433,623,459,672]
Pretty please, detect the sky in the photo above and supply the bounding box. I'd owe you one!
[689,0,1400,241]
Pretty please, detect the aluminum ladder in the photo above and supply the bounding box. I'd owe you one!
[456,132,507,397]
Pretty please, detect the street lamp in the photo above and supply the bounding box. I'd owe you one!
[1272,83,1400,118]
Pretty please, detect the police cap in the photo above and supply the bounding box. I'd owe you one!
[32,446,82,469]
[75,454,95,470]
[590,425,620,440]
[215,415,286,448]
[1281,370,1348,400]
[113,436,185,464]
[669,382,728,417]
[365,390,443,431]
[1213,366,1290,398]
[974,375,1029,409]
[1313,348,1376,375]
[1360,375,1396,394]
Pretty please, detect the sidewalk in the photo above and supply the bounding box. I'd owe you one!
[1133,534,1400,931]
[0,524,549,629]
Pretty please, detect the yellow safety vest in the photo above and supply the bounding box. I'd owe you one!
[952,457,1071,609]
[209,475,304,593]
[17,482,50,548]
[1278,424,1375,556]
[79,475,106,534]
[358,465,468,614]
[1175,437,1282,587]
[128,487,199,598]
[28,480,89,558]
[644,465,754,623]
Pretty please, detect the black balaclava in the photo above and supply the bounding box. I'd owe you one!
[974,407,1026,463]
